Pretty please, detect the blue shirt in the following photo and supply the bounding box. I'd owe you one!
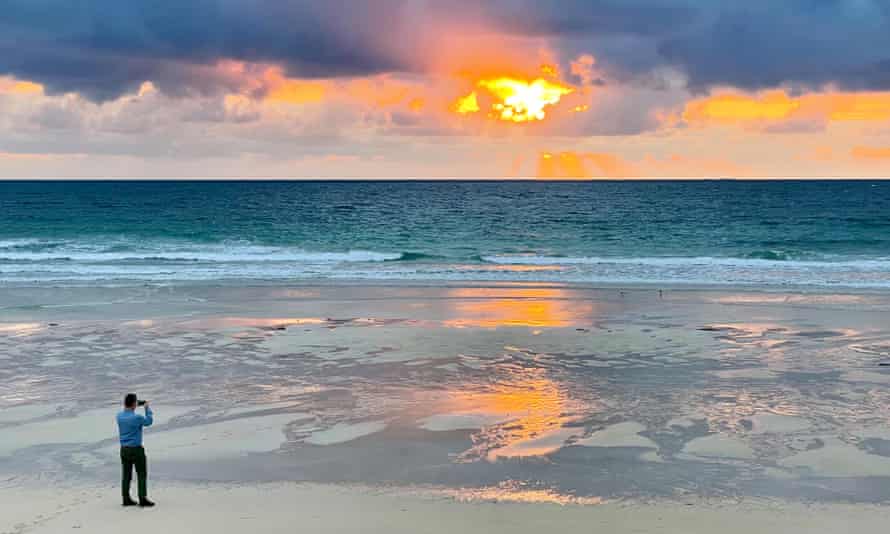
[117,407,153,446]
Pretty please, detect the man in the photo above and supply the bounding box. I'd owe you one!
[116,393,155,507]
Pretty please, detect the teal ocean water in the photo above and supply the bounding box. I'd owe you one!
[1,180,889,288]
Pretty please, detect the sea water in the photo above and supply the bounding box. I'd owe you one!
[1,180,889,288]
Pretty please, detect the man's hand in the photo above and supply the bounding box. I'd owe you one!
[142,401,150,408]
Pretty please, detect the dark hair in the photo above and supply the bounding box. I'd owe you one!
[124,393,138,407]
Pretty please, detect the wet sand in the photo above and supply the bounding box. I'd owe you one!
[3,283,890,529]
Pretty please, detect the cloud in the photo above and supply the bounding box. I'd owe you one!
[5,0,890,104]
[0,151,84,160]
[851,146,890,160]
[676,89,890,131]
[5,1,890,179]
[474,0,698,37]
[535,150,752,178]
[0,76,43,95]
[659,1,890,91]
[539,152,637,178]
[0,0,411,100]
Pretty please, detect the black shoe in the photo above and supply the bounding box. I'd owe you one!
[123,497,138,506]
[139,498,155,508]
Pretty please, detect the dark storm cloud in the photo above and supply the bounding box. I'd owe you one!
[1,0,889,101]
[0,0,407,100]
[473,0,698,36]
[658,0,890,91]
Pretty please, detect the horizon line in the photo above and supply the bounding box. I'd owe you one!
[2,177,890,182]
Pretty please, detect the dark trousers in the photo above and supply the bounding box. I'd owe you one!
[120,446,148,499]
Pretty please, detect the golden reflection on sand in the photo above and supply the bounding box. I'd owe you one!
[422,366,586,461]
[443,287,596,328]
[442,481,604,505]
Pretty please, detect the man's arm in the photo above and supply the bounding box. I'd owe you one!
[143,403,153,427]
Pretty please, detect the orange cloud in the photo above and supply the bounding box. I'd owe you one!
[209,53,586,130]
[537,152,586,178]
[344,76,427,109]
[0,76,44,95]
[570,54,598,87]
[536,151,634,179]
[536,151,752,179]
[851,146,890,160]
[824,94,890,121]
[265,79,327,104]
[683,91,799,123]
[680,89,890,128]
[220,63,429,114]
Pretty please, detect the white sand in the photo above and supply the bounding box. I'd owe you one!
[708,368,777,380]
[0,406,194,457]
[666,416,700,428]
[487,426,579,460]
[0,403,61,424]
[419,413,514,432]
[4,481,890,534]
[147,413,305,461]
[680,434,755,460]
[303,421,387,446]
[574,422,662,462]
[778,437,890,477]
[575,422,658,449]
[70,413,311,468]
[211,402,304,418]
[0,408,121,457]
[748,414,810,434]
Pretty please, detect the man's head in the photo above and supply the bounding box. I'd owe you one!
[124,393,138,409]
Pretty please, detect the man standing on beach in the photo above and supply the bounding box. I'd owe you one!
[117,393,155,507]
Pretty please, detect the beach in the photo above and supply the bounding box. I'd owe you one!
[3,282,890,531]
[4,0,890,526]
[7,480,890,534]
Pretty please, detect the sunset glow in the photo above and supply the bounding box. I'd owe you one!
[454,75,574,123]
[3,2,890,178]
[454,91,480,114]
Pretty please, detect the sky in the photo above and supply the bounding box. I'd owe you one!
[2,0,890,179]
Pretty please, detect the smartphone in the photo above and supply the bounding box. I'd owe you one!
[137,400,146,406]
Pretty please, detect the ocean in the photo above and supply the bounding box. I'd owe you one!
[1,180,889,288]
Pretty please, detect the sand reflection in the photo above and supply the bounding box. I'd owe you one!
[454,264,565,273]
[443,287,596,328]
[442,481,604,505]
[0,323,44,337]
[712,294,878,306]
[420,366,585,461]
